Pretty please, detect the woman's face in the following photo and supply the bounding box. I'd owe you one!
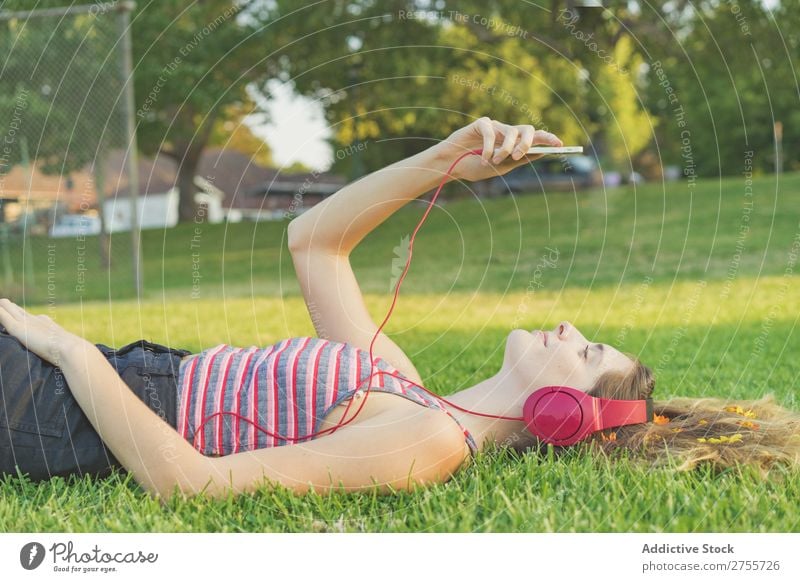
[503,321,634,392]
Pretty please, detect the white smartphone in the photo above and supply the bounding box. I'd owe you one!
[526,146,583,154]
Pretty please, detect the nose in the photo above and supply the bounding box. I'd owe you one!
[555,321,571,340]
[555,320,583,342]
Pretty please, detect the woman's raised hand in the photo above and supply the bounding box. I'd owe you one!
[0,298,85,367]
[433,117,564,182]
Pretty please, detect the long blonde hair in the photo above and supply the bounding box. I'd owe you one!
[588,361,800,478]
[513,359,800,479]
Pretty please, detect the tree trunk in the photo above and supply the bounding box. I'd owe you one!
[171,109,219,223]
[177,155,200,222]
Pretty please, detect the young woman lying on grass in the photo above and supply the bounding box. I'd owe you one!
[1,117,798,501]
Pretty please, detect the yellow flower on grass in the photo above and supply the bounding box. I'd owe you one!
[644,433,664,444]
[653,414,670,425]
[600,431,617,442]
[697,434,744,444]
[737,420,760,430]
[724,405,757,418]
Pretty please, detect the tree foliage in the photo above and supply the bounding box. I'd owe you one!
[3,0,798,204]
[0,4,126,175]
[130,0,270,219]
[257,0,656,176]
[207,100,274,167]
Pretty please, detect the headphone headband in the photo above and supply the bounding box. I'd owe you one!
[598,395,653,429]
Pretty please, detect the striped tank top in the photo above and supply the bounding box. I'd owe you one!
[176,336,479,458]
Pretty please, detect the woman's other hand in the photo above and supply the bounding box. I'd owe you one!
[0,298,86,367]
[432,117,564,182]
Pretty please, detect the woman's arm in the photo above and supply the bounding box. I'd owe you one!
[286,118,563,380]
[55,339,206,497]
[57,341,468,498]
[287,117,562,254]
[0,300,200,498]
[288,143,454,254]
[0,299,468,498]
[197,404,470,498]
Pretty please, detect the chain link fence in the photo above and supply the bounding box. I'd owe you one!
[0,1,142,306]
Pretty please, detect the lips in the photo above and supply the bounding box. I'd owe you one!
[529,329,549,346]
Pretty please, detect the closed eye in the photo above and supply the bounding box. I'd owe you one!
[583,345,589,360]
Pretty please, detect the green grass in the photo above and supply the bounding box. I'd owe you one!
[2,170,799,532]
[7,165,800,303]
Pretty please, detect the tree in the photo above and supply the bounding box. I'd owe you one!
[254,0,655,178]
[282,160,314,174]
[0,3,123,175]
[591,35,653,170]
[771,0,800,172]
[253,0,446,176]
[645,0,783,176]
[131,0,270,221]
[207,99,274,168]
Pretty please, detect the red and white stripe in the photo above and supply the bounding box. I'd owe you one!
[175,337,478,456]
[193,344,229,452]
[252,340,285,449]
[231,346,258,454]
[304,338,327,438]
[285,337,311,444]
[213,347,241,455]
[177,355,199,439]
[324,343,346,410]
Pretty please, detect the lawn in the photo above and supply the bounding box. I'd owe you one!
[1,169,799,532]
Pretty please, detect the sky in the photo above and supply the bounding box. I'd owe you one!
[246,80,332,172]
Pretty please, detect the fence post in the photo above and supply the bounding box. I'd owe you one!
[118,0,143,299]
[0,224,12,287]
[19,136,36,289]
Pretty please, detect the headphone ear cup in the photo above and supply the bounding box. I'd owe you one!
[522,391,540,436]
[522,386,588,445]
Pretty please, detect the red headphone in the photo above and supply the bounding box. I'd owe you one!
[522,385,653,445]
[194,147,653,450]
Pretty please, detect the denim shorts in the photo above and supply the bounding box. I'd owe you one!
[0,326,192,482]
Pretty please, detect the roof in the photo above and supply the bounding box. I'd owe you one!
[0,147,346,212]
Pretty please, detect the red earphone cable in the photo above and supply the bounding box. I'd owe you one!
[192,147,524,451]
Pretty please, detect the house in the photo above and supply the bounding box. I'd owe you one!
[101,176,226,233]
[193,148,347,221]
[0,147,347,232]
[105,147,347,223]
[0,156,98,235]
